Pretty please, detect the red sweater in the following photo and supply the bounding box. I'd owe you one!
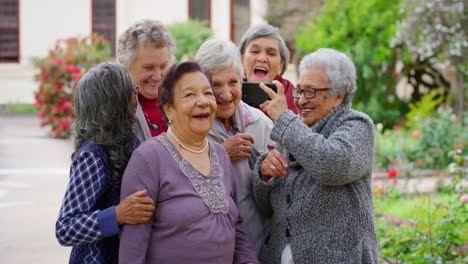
[138,94,168,137]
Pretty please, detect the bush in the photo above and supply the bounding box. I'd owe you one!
[375,89,468,170]
[167,20,213,61]
[374,145,468,263]
[33,33,112,138]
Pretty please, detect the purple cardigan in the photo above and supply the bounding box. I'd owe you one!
[119,133,258,264]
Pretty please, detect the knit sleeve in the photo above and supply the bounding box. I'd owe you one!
[272,110,375,186]
[55,151,119,246]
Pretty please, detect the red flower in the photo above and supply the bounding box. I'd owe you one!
[66,65,80,74]
[72,73,81,82]
[393,125,401,130]
[412,130,420,139]
[52,117,60,124]
[38,109,48,118]
[52,58,63,67]
[34,99,43,107]
[52,105,61,113]
[387,169,398,178]
[60,118,70,130]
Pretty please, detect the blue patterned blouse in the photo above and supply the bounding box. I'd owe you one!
[56,140,121,264]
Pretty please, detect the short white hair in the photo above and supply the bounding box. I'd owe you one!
[195,38,244,77]
[117,19,176,67]
[299,48,357,105]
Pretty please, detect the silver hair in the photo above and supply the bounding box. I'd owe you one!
[73,62,136,185]
[238,24,290,75]
[195,38,244,77]
[299,48,357,106]
[117,19,176,67]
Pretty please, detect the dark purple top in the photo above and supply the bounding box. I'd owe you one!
[119,133,258,264]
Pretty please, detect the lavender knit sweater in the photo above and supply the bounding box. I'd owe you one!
[253,104,378,264]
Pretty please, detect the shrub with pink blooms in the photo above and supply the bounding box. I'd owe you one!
[33,33,112,138]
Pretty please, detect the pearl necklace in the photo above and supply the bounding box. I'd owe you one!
[167,129,209,154]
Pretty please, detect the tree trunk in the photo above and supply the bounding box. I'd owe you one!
[455,68,465,125]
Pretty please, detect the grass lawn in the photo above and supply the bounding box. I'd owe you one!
[375,192,454,219]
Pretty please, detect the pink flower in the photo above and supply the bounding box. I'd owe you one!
[60,104,69,113]
[387,169,398,178]
[38,109,48,118]
[34,99,43,107]
[460,194,468,203]
[393,125,401,130]
[52,105,61,113]
[72,73,81,82]
[66,65,80,74]
[412,130,420,139]
[52,58,62,67]
[52,117,60,124]
[60,119,70,130]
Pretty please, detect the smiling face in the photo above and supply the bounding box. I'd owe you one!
[210,66,242,128]
[128,44,170,99]
[163,71,217,141]
[295,66,344,127]
[242,37,284,83]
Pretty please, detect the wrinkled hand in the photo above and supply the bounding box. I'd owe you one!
[259,80,289,121]
[259,150,288,181]
[223,133,254,161]
[115,190,155,225]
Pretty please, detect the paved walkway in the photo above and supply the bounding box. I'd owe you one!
[0,113,71,263]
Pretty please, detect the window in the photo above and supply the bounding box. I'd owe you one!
[0,0,19,62]
[231,0,250,43]
[92,0,116,56]
[189,0,211,26]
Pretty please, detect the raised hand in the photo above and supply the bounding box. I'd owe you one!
[259,80,289,121]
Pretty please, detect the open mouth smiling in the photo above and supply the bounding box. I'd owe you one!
[254,67,268,78]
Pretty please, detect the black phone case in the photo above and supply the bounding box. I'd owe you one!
[242,82,277,104]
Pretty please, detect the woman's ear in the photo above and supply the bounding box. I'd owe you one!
[163,104,172,122]
[334,93,345,108]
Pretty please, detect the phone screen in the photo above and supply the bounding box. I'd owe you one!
[241,82,277,104]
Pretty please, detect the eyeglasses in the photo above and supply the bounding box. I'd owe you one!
[292,87,330,99]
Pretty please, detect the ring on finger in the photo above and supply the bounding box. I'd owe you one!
[269,165,276,170]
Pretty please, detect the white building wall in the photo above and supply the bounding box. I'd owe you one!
[0,0,267,104]
[0,0,91,104]
[250,0,268,25]
[116,0,189,37]
[211,0,231,40]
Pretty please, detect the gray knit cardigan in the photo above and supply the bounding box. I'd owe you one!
[253,104,378,264]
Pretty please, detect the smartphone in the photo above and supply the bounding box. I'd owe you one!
[242,82,277,104]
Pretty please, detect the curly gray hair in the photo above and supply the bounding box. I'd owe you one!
[238,24,290,75]
[195,38,244,77]
[299,48,357,106]
[73,62,136,185]
[117,19,176,67]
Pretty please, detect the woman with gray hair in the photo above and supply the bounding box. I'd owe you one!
[239,24,297,115]
[118,19,176,141]
[195,38,273,253]
[56,62,155,264]
[253,48,378,263]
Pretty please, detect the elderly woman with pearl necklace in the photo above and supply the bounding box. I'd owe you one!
[118,61,258,264]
